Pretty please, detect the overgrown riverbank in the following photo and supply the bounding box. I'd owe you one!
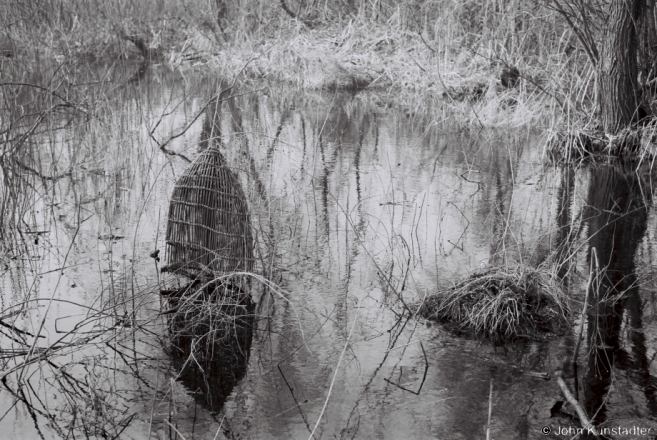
[3,0,602,130]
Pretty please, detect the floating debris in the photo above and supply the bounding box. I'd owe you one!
[98,234,125,241]
[149,249,160,261]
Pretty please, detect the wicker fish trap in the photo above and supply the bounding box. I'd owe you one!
[164,147,254,284]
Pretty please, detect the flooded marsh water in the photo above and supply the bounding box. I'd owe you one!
[1,65,657,439]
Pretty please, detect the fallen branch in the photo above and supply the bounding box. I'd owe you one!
[556,374,601,438]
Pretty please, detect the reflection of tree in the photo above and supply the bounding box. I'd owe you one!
[583,165,655,424]
[354,114,369,235]
[554,165,578,285]
[227,95,269,203]
[198,97,222,151]
[481,140,521,265]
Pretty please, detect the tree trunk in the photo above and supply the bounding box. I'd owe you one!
[638,0,657,77]
[598,0,641,133]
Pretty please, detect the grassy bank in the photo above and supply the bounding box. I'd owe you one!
[2,0,601,129]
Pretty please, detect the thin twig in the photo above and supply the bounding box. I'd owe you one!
[486,378,493,440]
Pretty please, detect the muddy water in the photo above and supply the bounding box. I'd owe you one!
[1,66,657,439]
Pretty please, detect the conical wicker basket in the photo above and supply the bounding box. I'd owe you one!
[164,147,254,283]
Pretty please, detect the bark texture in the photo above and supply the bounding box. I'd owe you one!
[598,0,641,133]
[639,0,657,76]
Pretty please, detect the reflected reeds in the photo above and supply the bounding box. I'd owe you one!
[3,68,657,439]
[0,61,217,439]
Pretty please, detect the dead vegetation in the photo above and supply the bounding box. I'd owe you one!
[163,277,255,413]
[416,265,571,343]
[0,0,603,128]
[546,122,657,164]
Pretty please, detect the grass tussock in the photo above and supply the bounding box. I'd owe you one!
[417,265,570,343]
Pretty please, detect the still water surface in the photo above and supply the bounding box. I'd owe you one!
[1,65,656,439]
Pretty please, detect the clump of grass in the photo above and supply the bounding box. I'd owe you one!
[417,265,570,343]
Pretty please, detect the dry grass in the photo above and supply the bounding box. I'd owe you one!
[545,121,657,164]
[417,265,570,343]
[1,0,214,61]
[1,0,605,128]
[190,2,597,128]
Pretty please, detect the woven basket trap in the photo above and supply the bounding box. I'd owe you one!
[165,147,254,280]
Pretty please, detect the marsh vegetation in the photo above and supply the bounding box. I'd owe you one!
[2,1,657,439]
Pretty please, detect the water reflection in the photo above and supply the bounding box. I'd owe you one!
[214,91,657,438]
[3,65,657,438]
[583,164,657,426]
[215,91,572,439]
[554,165,577,284]
[166,281,255,413]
